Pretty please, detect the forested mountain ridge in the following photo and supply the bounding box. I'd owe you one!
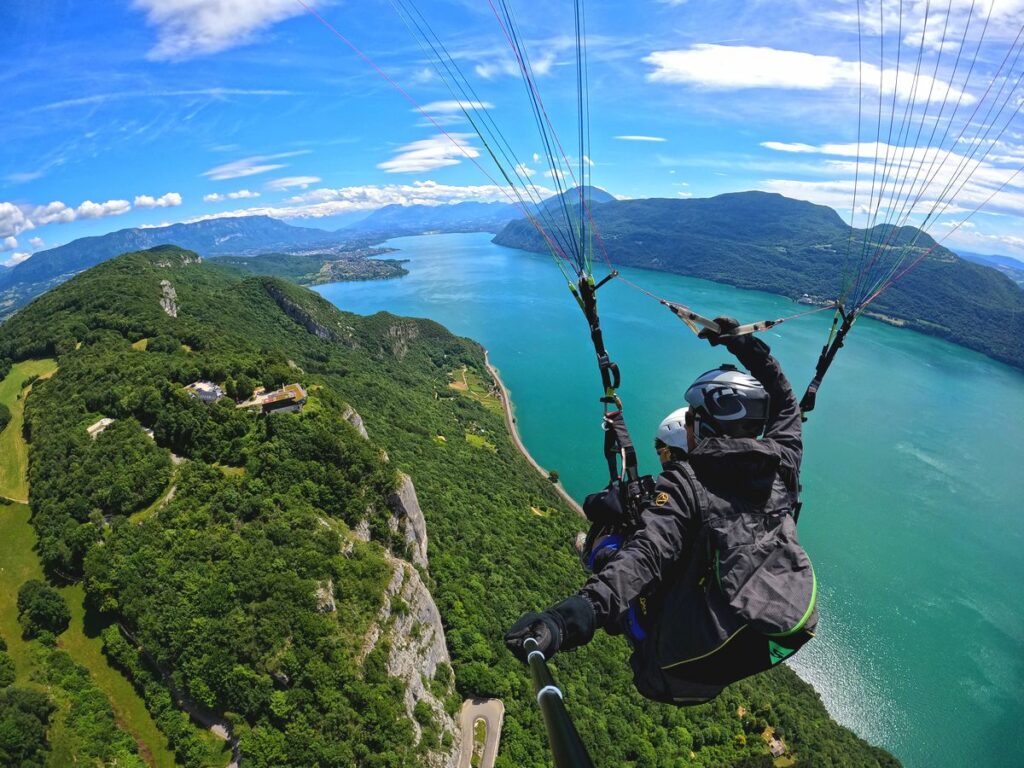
[0,245,899,766]
[494,191,1024,370]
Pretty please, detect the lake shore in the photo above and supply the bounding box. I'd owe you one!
[484,351,584,518]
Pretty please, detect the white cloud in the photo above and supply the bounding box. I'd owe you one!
[0,202,34,238]
[204,189,261,202]
[201,150,310,181]
[134,192,183,208]
[1,252,31,268]
[75,199,132,220]
[132,0,333,60]
[515,163,536,178]
[615,135,667,142]
[644,45,972,104]
[2,236,16,252]
[265,176,321,191]
[420,100,494,114]
[28,199,131,227]
[29,237,44,249]
[760,141,820,153]
[378,135,480,174]
[189,180,557,222]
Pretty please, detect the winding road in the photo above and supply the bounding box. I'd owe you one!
[457,698,504,768]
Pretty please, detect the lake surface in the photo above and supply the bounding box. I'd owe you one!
[316,232,1024,768]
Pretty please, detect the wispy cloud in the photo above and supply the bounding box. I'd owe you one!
[131,0,335,61]
[204,189,261,202]
[420,100,494,114]
[474,52,555,80]
[201,150,311,181]
[265,176,321,191]
[644,45,972,104]
[134,192,183,208]
[616,135,667,142]
[378,135,480,173]
[31,89,295,113]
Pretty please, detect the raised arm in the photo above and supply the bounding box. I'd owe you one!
[701,317,802,478]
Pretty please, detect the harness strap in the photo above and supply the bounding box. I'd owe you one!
[570,274,652,522]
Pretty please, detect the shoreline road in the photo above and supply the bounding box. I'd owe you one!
[457,698,504,768]
[484,352,585,518]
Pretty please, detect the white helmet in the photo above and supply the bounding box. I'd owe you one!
[655,407,690,453]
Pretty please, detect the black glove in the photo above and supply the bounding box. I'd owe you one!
[504,594,596,663]
[700,316,771,360]
[697,315,740,346]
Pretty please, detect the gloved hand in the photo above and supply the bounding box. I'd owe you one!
[697,316,740,346]
[699,316,771,360]
[504,594,596,663]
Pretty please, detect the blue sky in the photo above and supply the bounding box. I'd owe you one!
[3,0,1024,267]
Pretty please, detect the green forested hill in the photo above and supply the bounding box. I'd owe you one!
[494,191,1024,370]
[0,245,899,767]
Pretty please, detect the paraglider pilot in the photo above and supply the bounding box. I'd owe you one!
[505,318,818,705]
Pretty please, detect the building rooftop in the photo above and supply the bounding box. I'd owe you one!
[87,417,115,439]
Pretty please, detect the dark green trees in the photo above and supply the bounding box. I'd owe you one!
[16,580,70,638]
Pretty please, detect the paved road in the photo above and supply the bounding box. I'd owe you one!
[457,698,504,768]
[485,353,584,518]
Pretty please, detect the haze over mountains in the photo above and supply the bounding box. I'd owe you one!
[2,188,1021,369]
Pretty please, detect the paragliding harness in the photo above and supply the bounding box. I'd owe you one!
[570,274,657,644]
[570,273,656,525]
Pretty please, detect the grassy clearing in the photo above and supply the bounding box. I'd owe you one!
[0,359,58,500]
[471,717,486,768]
[0,502,45,685]
[450,367,503,416]
[57,583,181,768]
[464,432,497,453]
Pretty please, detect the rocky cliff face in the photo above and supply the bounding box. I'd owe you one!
[389,473,429,570]
[346,406,460,766]
[264,281,340,341]
[159,280,178,318]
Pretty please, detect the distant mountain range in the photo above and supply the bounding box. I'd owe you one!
[955,250,1024,286]
[495,191,1024,370]
[338,186,616,236]
[0,187,614,320]
[5,187,1020,369]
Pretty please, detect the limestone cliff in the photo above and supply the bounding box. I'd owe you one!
[346,407,460,766]
[159,280,178,318]
[389,473,429,570]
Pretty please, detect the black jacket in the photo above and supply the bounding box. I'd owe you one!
[579,344,803,631]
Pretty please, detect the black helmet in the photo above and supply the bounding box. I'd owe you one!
[684,364,769,439]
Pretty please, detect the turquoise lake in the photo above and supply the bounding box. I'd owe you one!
[316,232,1024,768]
